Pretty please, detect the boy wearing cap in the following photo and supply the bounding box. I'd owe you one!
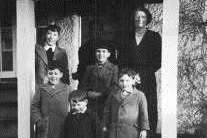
[79,40,118,119]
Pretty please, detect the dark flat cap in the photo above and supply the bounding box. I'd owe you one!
[94,39,114,51]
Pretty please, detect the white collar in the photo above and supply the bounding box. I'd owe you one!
[44,44,56,52]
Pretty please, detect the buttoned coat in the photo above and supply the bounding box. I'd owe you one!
[103,87,150,138]
[79,61,118,118]
[31,82,70,138]
[35,44,69,86]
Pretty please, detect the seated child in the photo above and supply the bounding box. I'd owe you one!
[31,61,70,138]
[64,90,100,138]
[79,40,118,119]
[102,68,150,138]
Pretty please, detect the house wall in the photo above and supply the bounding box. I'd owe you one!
[178,0,207,135]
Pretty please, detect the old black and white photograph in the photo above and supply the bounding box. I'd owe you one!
[0,0,183,138]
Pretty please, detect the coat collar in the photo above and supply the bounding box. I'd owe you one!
[36,44,48,64]
[36,44,63,64]
[113,87,139,105]
[41,82,68,96]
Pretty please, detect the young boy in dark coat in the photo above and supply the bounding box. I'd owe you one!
[64,90,100,138]
[79,40,118,119]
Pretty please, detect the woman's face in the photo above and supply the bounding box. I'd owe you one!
[134,10,147,29]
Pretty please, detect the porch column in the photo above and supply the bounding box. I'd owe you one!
[16,0,36,138]
[162,0,179,138]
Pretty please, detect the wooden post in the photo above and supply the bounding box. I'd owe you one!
[16,0,36,138]
[162,0,178,138]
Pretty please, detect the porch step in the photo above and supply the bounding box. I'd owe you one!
[0,80,17,138]
[0,120,17,138]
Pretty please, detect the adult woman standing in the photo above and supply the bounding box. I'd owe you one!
[125,7,161,137]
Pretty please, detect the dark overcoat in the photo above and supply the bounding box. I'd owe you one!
[124,30,161,132]
[103,87,150,138]
[31,82,70,138]
[79,61,118,118]
[35,44,69,86]
[64,109,101,138]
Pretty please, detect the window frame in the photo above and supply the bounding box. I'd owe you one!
[0,19,16,78]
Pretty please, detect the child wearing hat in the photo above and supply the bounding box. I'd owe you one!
[79,40,118,120]
[31,61,70,138]
[64,90,101,138]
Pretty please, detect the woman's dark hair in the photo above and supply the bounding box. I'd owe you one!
[46,24,61,34]
[118,68,137,79]
[69,90,88,102]
[134,6,152,25]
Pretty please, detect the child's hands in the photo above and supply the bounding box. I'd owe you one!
[88,91,102,98]
[139,130,147,138]
[102,126,107,132]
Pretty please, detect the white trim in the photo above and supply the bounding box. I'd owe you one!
[12,16,17,75]
[162,0,178,138]
[17,0,36,138]
[0,71,16,78]
[0,27,2,71]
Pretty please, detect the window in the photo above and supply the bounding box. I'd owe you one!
[0,1,16,78]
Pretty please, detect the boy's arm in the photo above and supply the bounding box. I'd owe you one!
[102,94,112,131]
[31,89,42,124]
[138,93,150,131]
[64,115,71,138]
[78,66,91,90]
[102,65,118,97]
[112,65,118,86]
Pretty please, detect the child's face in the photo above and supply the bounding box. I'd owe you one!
[47,68,63,85]
[119,74,135,91]
[95,48,110,64]
[46,30,59,46]
[70,99,88,113]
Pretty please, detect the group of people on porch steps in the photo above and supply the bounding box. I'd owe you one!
[32,6,161,138]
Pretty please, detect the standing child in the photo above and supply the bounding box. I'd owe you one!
[64,90,100,138]
[79,40,118,119]
[102,68,150,138]
[31,61,70,138]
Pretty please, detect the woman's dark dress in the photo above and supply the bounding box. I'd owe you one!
[125,30,161,133]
